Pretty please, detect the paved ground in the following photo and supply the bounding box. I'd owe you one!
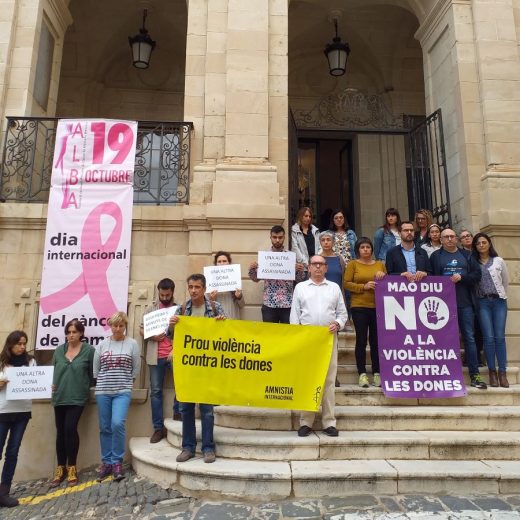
[3,466,520,519]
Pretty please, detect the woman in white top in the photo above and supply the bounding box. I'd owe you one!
[291,207,320,276]
[421,224,442,257]
[209,251,245,320]
[0,331,35,508]
[472,233,510,388]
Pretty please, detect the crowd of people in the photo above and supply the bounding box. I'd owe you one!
[0,207,511,508]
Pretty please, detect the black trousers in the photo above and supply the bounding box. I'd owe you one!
[54,405,84,466]
[351,307,380,374]
[261,305,290,324]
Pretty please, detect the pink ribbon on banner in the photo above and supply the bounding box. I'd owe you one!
[40,202,124,329]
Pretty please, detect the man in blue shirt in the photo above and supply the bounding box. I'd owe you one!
[430,227,485,389]
[385,221,430,280]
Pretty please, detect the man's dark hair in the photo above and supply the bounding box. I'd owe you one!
[270,225,285,235]
[157,278,175,291]
[187,273,206,287]
[400,220,414,227]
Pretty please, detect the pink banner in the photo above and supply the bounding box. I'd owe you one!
[36,120,137,349]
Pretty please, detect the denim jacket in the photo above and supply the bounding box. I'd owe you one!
[374,227,396,262]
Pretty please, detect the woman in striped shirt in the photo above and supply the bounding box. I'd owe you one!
[94,312,140,482]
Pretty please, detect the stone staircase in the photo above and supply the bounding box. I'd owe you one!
[130,332,520,500]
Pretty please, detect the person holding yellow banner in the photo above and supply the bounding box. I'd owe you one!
[171,274,226,464]
[290,255,348,437]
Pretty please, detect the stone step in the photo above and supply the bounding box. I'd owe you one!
[129,437,520,499]
[336,365,520,385]
[335,384,520,406]
[163,419,520,461]
[213,405,520,432]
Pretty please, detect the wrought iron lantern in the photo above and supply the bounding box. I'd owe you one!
[129,9,156,69]
[324,18,350,76]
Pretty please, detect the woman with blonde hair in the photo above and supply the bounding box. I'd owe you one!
[291,207,320,276]
[414,209,433,248]
[94,312,140,482]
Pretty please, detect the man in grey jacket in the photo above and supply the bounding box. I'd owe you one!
[140,278,180,444]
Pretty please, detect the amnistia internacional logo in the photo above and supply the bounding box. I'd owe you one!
[417,297,449,330]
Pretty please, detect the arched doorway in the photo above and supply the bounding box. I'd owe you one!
[288,0,442,236]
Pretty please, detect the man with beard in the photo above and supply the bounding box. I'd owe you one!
[249,225,305,323]
[385,220,431,281]
[140,278,181,443]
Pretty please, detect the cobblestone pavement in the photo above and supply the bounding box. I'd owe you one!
[2,466,520,519]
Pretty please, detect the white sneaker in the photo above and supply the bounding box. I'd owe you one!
[358,373,369,388]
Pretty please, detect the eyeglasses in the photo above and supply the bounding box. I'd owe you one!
[401,229,414,233]
[460,234,472,239]
[442,235,457,239]
[310,262,326,267]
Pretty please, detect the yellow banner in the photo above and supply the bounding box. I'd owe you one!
[173,317,333,412]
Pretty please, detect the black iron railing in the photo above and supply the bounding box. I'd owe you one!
[406,109,451,228]
[0,117,193,204]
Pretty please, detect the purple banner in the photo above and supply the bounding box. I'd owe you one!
[375,276,466,399]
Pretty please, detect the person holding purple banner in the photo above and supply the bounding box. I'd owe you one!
[384,221,431,281]
[430,228,487,389]
[344,238,386,388]
[472,233,510,388]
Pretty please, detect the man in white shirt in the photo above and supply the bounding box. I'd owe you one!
[290,255,348,437]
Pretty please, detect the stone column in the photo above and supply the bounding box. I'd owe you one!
[418,0,520,366]
[0,0,71,125]
[207,0,284,231]
[471,0,520,364]
[417,0,487,231]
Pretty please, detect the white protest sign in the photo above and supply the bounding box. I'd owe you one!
[257,251,296,281]
[143,305,179,339]
[5,366,54,400]
[204,264,242,293]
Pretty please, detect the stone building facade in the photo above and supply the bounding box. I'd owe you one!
[0,0,519,479]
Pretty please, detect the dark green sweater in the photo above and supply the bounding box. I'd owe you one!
[52,343,95,406]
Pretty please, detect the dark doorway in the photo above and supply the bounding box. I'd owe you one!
[293,138,354,231]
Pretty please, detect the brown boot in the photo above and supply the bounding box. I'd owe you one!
[488,370,499,387]
[499,371,510,388]
[0,483,18,508]
[49,465,66,488]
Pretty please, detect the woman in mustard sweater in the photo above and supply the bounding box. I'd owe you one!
[344,238,386,388]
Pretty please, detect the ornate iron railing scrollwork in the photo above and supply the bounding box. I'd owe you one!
[0,117,193,204]
[406,109,451,228]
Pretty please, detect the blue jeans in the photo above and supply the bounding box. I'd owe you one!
[149,358,180,430]
[179,402,214,454]
[458,306,480,377]
[0,417,29,485]
[479,297,508,372]
[96,392,132,465]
